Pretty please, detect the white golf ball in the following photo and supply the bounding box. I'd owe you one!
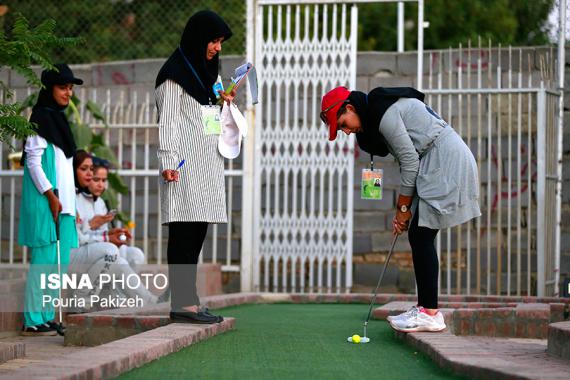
[119,234,127,242]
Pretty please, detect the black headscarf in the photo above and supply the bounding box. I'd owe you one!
[350,87,425,157]
[26,63,81,160]
[155,10,233,105]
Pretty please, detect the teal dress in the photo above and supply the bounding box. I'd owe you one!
[19,143,78,327]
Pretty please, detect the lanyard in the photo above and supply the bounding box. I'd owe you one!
[178,46,212,104]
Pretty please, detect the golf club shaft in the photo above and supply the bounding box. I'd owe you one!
[57,240,62,324]
[54,189,63,325]
[364,234,398,324]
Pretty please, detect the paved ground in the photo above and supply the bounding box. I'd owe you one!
[397,331,570,379]
[0,335,84,374]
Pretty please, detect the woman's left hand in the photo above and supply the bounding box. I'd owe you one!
[218,88,237,105]
[392,209,412,235]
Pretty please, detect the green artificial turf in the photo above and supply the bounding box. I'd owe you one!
[119,303,464,380]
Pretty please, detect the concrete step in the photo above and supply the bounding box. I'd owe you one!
[547,321,570,360]
[0,342,25,365]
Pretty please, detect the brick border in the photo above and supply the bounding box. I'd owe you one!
[0,319,234,380]
[65,293,260,346]
[374,300,568,339]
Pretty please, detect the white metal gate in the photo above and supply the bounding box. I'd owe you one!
[251,1,358,293]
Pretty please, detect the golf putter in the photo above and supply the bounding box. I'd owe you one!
[348,234,398,343]
[53,189,65,336]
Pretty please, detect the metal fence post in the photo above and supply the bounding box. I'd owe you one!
[240,0,257,292]
[417,0,424,90]
[554,0,566,297]
[536,83,546,297]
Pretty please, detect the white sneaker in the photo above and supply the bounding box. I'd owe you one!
[390,307,446,332]
[387,306,420,323]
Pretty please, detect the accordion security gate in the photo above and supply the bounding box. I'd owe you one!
[252,2,358,293]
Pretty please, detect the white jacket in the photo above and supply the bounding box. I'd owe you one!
[75,192,109,246]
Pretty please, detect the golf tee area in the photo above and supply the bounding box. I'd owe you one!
[119,303,460,380]
[0,293,568,379]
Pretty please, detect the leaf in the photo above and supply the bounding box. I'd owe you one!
[90,133,105,147]
[17,92,39,113]
[115,211,131,225]
[70,94,81,107]
[69,122,92,150]
[90,145,119,167]
[101,187,119,210]
[107,171,129,195]
[86,100,108,127]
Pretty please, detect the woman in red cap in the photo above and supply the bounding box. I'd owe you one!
[321,86,480,333]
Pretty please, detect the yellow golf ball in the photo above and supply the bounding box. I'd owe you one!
[352,334,361,343]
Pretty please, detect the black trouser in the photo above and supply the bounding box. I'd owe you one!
[167,222,208,311]
[408,210,440,309]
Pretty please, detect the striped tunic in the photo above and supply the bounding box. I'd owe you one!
[155,80,227,224]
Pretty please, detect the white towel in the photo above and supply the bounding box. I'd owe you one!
[218,102,248,159]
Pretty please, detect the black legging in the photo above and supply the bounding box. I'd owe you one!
[167,222,209,311]
[408,210,440,309]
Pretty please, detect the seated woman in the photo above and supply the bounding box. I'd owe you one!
[69,150,157,308]
[87,157,145,271]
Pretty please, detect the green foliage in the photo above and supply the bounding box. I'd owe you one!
[359,0,555,51]
[2,0,555,65]
[3,0,246,63]
[0,12,80,146]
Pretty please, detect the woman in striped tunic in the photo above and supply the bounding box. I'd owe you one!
[155,11,235,324]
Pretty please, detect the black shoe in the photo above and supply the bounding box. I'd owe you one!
[169,310,220,324]
[21,324,57,336]
[45,321,65,336]
[199,307,224,323]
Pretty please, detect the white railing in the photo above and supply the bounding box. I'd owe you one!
[0,87,243,273]
[423,42,562,297]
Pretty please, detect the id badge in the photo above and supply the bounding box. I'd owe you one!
[361,169,383,200]
[202,105,222,135]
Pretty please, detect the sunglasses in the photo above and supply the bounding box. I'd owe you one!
[92,156,111,169]
[320,99,347,125]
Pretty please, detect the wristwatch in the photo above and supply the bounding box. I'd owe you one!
[398,204,410,213]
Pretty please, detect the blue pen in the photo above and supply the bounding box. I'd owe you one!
[176,159,185,170]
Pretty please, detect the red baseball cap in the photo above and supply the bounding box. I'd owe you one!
[320,86,350,141]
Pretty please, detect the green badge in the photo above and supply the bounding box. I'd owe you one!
[361,169,383,200]
[202,105,222,135]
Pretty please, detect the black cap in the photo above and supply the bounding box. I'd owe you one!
[41,63,84,86]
